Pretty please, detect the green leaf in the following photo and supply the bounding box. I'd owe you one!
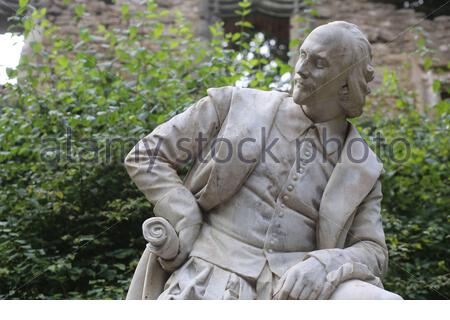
[19,0,28,8]
[54,191,64,199]
[56,55,69,68]
[121,3,129,16]
[423,56,433,71]
[416,38,426,48]
[432,80,441,93]
[23,19,33,36]
[238,0,252,9]
[153,22,164,38]
[6,68,17,79]
[235,21,253,29]
[74,4,85,19]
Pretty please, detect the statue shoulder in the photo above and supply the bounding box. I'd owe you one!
[206,86,234,125]
[344,124,385,176]
[206,86,289,123]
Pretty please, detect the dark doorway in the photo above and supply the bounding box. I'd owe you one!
[223,12,291,61]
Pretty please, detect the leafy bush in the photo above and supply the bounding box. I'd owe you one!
[357,70,449,299]
[0,0,448,299]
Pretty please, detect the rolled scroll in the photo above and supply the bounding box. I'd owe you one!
[142,217,180,260]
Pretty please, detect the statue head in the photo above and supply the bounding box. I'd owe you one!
[292,21,374,119]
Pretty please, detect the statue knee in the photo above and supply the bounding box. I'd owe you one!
[382,291,403,300]
[330,279,403,300]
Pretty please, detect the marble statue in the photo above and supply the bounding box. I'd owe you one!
[124,21,402,300]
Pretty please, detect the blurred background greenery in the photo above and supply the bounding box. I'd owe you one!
[0,0,448,299]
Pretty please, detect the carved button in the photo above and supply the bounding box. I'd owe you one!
[298,167,305,174]
[287,185,294,192]
[292,175,298,181]
[305,150,311,157]
[282,195,289,201]
[278,212,284,217]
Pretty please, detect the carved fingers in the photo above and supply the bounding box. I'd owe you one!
[273,272,295,300]
[317,280,337,300]
[158,224,201,272]
[273,257,327,300]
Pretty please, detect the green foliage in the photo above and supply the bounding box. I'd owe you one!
[413,26,435,72]
[0,0,289,299]
[356,70,450,299]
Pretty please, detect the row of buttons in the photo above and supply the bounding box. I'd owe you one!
[266,146,312,253]
[298,143,313,174]
[267,203,285,253]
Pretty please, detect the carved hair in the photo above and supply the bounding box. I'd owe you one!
[328,21,375,118]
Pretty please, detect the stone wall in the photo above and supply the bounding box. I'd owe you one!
[20,0,208,69]
[154,0,210,38]
[158,0,450,106]
[22,0,207,43]
[314,0,449,66]
[13,0,450,107]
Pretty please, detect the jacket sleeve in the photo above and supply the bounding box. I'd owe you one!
[124,87,233,232]
[305,179,389,278]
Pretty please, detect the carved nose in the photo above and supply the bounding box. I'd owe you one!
[297,61,309,79]
[298,69,309,79]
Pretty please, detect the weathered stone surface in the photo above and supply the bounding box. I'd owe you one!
[125,22,403,300]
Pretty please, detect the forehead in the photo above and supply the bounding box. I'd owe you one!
[300,28,348,58]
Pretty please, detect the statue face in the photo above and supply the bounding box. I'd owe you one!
[292,26,349,108]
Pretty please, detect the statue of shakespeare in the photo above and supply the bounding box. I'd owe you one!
[124,21,402,300]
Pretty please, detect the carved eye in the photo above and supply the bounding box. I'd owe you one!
[316,58,327,69]
[299,50,307,59]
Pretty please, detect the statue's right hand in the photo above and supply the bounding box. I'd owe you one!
[158,223,201,272]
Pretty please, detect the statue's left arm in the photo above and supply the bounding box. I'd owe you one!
[305,179,388,278]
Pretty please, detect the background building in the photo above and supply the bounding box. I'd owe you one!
[1,0,449,107]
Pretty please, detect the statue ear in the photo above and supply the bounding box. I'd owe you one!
[339,83,349,95]
[339,70,365,118]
